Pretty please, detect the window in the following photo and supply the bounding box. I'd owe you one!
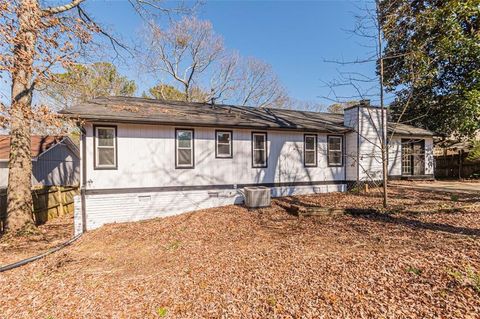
[252,132,267,168]
[175,129,194,168]
[327,136,343,166]
[94,126,117,169]
[304,134,317,167]
[215,130,233,158]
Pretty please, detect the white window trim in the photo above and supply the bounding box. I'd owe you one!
[94,126,117,169]
[252,132,267,168]
[327,135,343,167]
[304,134,317,167]
[216,130,233,158]
[175,129,194,168]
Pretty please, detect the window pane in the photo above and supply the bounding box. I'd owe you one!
[254,150,265,165]
[98,148,115,166]
[177,130,192,140]
[254,134,265,149]
[329,151,342,165]
[177,131,192,148]
[217,132,231,144]
[178,149,192,166]
[305,151,315,164]
[305,136,315,150]
[329,137,341,151]
[97,128,114,146]
[178,139,191,148]
[218,144,230,156]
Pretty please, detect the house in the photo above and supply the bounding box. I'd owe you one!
[61,97,434,233]
[0,135,80,188]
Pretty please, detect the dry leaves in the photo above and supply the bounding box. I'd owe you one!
[0,186,479,318]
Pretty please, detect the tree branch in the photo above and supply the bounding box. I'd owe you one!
[41,0,86,16]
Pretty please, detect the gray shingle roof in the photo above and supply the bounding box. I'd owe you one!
[60,96,434,136]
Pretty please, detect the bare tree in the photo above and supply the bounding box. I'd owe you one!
[0,0,188,234]
[142,16,225,101]
[320,1,391,207]
[141,16,289,108]
[232,57,288,108]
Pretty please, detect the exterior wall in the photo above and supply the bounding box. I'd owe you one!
[84,123,345,189]
[0,142,79,188]
[80,122,347,230]
[344,108,358,181]
[345,106,434,181]
[388,136,434,177]
[425,138,434,175]
[358,107,385,181]
[344,106,385,181]
[0,162,7,188]
[78,120,432,231]
[32,142,80,186]
[388,137,402,176]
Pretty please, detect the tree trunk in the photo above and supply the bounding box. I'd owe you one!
[376,0,388,208]
[5,0,40,233]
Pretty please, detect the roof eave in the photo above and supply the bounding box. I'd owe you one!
[66,114,352,134]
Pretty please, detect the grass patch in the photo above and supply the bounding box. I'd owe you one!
[447,266,480,294]
[406,266,422,276]
[156,307,168,317]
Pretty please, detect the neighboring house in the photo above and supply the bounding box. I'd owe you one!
[0,135,80,188]
[61,97,434,232]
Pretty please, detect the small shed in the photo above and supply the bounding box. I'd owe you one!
[0,135,80,188]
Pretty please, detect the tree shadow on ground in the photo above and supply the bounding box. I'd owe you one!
[389,187,480,204]
[345,208,480,237]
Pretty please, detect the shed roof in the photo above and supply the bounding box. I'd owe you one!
[0,136,64,161]
[61,96,434,136]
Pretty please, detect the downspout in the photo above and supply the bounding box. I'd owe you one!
[356,105,360,185]
[80,124,87,233]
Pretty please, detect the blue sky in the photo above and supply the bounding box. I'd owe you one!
[77,0,380,108]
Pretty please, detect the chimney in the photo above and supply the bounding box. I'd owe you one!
[210,89,216,108]
[359,99,370,107]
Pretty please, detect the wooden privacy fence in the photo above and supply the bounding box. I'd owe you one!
[0,186,79,232]
[435,154,480,179]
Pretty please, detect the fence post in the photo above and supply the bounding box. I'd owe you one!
[57,187,64,216]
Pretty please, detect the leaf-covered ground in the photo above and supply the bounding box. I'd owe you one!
[0,213,73,265]
[1,186,479,318]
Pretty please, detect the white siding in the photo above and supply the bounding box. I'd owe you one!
[80,123,347,230]
[388,136,434,176]
[0,162,7,188]
[84,123,345,189]
[425,138,434,175]
[344,107,359,181]
[79,120,432,231]
[358,107,384,181]
[344,106,385,181]
[388,137,402,176]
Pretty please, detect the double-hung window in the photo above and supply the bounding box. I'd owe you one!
[252,132,267,168]
[175,129,194,168]
[304,134,317,167]
[215,130,233,158]
[327,136,343,166]
[94,126,117,169]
